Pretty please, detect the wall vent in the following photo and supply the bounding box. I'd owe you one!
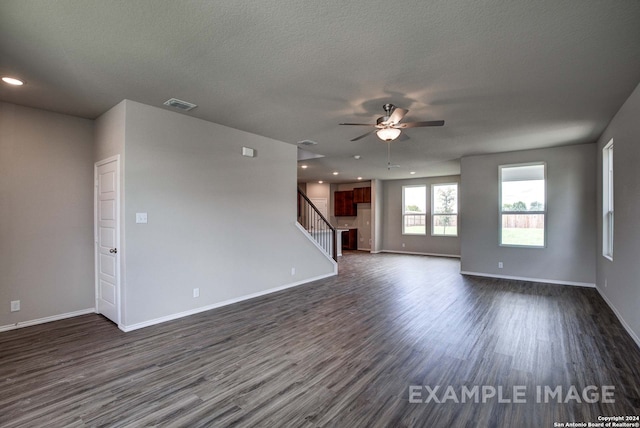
[163,98,197,111]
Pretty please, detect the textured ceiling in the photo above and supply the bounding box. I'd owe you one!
[1,0,639,183]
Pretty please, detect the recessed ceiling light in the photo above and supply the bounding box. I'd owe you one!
[2,77,24,86]
[357,177,363,180]
[301,165,308,169]
[410,171,416,175]
[332,172,339,175]
[318,180,323,184]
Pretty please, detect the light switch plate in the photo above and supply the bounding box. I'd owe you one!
[136,212,148,224]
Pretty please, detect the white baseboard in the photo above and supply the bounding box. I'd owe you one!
[595,287,640,349]
[381,250,461,258]
[120,272,337,332]
[460,271,596,288]
[0,308,96,332]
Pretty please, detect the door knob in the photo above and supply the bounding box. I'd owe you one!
[109,248,118,254]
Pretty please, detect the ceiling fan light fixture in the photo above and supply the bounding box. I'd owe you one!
[2,76,24,86]
[376,127,401,141]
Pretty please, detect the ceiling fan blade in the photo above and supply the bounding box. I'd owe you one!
[339,122,376,126]
[397,120,445,128]
[350,129,377,141]
[388,107,408,124]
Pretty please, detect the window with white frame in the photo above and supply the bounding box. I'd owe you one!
[432,183,458,236]
[603,140,614,260]
[499,163,546,247]
[403,185,426,235]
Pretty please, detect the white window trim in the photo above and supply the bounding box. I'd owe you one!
[498,162,547,248]
[402,185,426,235]
[602,139,614,261]
[431,182,459,237]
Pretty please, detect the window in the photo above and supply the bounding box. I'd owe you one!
[603,140,614,260]
[403,185,426,235]
[499,163,546,247]
[432,183,458,236]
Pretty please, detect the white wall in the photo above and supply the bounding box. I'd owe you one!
[121,101,335,328]
[596,83,640,346]
[460,144,596,286]
[382,176,461,257]
[0,102,95,329]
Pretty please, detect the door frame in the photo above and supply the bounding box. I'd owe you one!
[94,155,121,326]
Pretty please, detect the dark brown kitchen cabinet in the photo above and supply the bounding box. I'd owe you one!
[334,191,357,216]
[342,229,358,250]
[353,187,371,203]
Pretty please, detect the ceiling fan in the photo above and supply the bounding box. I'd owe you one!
[340,103,445,142]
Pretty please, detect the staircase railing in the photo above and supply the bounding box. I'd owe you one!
[297,188,337,261]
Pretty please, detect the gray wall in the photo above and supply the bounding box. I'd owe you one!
[332,182,372,250]
[305,182,331,217]
[460,144,596,285]
[122,101,335,327]
[596,83,640,345]
[95,100,125,162]
[382,176,461,256]
[371,179,384,253]
[0,102,94,328]
[94,100,127,324]
[305,182,330,201]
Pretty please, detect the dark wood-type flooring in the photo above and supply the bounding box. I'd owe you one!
[1,252,639,427]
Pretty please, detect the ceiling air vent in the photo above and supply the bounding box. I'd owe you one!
[297,140,318,146]
[163,98,197,111]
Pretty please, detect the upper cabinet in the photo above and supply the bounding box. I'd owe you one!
[353,186,371,204]
[335,187,371,216]
[335,190,357,216]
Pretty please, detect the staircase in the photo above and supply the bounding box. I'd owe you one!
[297,188,337,261]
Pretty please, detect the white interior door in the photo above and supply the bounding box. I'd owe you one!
[95,157,120,324]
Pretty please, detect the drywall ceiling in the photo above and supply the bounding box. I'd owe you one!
[1,0,639,183]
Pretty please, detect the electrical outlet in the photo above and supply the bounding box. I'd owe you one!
[402,243,405,248]
[193,288,199,298]
[291,267,296,276]
[498,262,504,269]
[10,300,20,312]
[604,278,608,288]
